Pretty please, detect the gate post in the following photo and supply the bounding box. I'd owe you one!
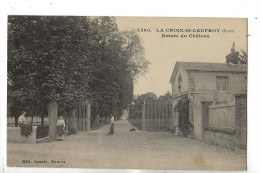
[69,109,78,132]
[86,100,91,132]
[142,100,146,132]
[48,100,58,142]
[82,102,86,131]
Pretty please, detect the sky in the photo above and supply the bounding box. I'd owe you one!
[116,17,248,97]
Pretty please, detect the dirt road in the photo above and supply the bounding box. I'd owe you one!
[7,119,246,170]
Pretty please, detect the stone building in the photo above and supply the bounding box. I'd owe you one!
[169,61,247,149]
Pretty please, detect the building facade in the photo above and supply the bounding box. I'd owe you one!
[170,62,247,147]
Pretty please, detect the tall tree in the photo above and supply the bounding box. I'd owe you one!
[129,92,157,119]
[89,18,149,123]
[8,16,149,135]
[8,16,99,140]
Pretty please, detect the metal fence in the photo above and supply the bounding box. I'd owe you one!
[7,121,46,127]
[142,99,172,132]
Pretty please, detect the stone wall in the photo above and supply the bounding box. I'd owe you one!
[202,93,247,150]
[204,129,236,150]
[7,126,37,143]
[192,93,234,141]
[208,104,235,129]
[202,103,236,149]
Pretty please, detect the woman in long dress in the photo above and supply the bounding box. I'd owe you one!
[107,115,114,136]
[56,116,65,140]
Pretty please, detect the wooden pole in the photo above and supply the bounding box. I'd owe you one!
[69,109,77,132]
[47,100,58,142]
[82,102,86,131]
[87,101,91,132]
[142,99,146,132]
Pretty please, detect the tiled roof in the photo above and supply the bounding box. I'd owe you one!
[177,61,247,72]
[170,61,247,83]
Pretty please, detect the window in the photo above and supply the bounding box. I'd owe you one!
[178,74,182,90]
[216,77,227,91]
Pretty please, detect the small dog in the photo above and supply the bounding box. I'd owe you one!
[129,128,136,132]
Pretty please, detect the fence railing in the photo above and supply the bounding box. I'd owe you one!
[7,121,47,127]
[142,99,172,132]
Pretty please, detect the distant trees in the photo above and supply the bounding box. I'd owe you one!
[129,92,157,119]
[158,91,172,102]
[88,17,149,124]
[8,16,149,139]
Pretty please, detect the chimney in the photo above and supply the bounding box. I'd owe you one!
[226,42,240,64]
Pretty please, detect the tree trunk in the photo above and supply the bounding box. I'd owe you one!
[47,100,58,141]
[91,101,105,127]
[69,109,77,132]
[31,115,34,126]
[86,101,91,132]
[41,115,45,126]
[93,114,99,129]
[105,116,110,124]
[15,115,19,127]
[13,97,21,127]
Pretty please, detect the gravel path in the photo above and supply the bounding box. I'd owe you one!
[7,119,246,170]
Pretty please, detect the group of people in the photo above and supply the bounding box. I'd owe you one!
[56,115,116,137]
[18,111,66,140]
[18,111,115,139]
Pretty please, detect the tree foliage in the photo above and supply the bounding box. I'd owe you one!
[129,92,157,119]
[8,16,149,125]
[158,91,172,102]
[129,91,173,120]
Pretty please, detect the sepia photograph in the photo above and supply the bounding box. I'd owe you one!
[5,16,249,171]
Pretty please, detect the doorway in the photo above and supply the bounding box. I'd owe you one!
[201,101,212,139]
[177,96,191,137]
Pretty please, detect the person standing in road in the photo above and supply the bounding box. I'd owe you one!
[56,116,65,141]
[107,115,115,136]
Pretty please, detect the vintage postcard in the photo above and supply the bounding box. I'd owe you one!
[6,16,247,171]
